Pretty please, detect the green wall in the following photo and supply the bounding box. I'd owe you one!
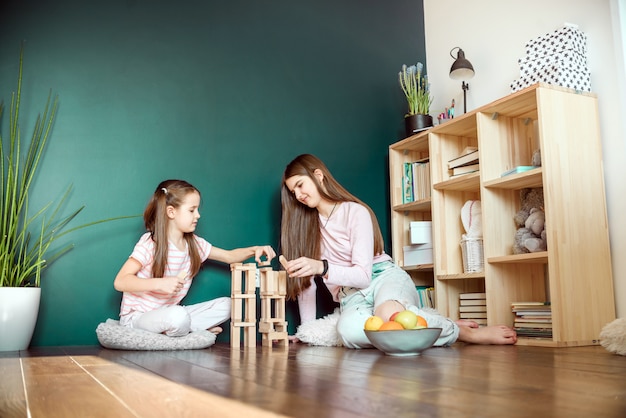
[0,0,426,346]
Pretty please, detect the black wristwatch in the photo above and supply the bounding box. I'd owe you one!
[321,259,329,276]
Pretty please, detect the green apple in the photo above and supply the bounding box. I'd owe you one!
[392,310,418,329]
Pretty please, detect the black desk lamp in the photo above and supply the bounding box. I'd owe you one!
[449,47,475,113]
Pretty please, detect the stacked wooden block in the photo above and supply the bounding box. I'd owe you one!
[230,262,288,348]
[230,263,258,348]
[258,267,288,348]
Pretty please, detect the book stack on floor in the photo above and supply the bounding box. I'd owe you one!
[459,292,487,326]
[511,301,552,338]
[448,147,479,177]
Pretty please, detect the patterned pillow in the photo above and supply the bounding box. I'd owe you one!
[96,319,216,350]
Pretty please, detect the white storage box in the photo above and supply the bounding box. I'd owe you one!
[518,51,587,76]
[510,65,591,93]
[403,243,433,266]
[524,25,587,60]
[409,221,432,244]
[511,25,591,93]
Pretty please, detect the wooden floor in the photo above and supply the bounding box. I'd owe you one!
[1,342,626,417]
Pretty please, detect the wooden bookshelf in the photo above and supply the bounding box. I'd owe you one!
[388,83,616,347]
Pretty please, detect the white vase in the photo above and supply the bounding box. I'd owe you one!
[0,287,41,351]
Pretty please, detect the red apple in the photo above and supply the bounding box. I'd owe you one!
[389,311,401,321]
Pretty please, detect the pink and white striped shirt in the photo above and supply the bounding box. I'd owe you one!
[119,232,212,323]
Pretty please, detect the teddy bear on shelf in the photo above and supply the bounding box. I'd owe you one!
[512,188,547,254]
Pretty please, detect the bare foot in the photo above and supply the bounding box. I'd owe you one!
[288,335,301,343]
[458,324,517,345]
[208,327,223,335]
[456,319,479,328]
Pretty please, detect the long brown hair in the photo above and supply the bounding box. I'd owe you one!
[144,180,202,278]
[280,154,385,300]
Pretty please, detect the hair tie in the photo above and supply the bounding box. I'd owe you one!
[161,187,168,195]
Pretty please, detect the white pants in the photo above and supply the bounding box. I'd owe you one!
[129,297,231,337]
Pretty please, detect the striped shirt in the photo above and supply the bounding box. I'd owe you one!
[119,232,212,322]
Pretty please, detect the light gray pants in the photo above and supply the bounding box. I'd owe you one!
[336,261,459,348]
[127,297,231,337]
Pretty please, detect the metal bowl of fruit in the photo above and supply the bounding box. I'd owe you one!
[364,310,442,356]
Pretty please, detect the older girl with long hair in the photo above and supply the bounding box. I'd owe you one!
[280,154,516,348]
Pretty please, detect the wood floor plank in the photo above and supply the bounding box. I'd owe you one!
[21,356,136,417]
[0,357,28,417]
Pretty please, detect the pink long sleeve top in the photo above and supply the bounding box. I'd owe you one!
[297,201,391,323]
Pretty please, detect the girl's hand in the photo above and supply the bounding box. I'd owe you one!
[159,276,186,296]
[284,256,324,278]
[254,245,276,264]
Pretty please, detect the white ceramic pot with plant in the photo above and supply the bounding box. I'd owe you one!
[0,46,134,351]
[398,62,434,137]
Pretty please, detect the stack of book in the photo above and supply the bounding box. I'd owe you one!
[459,292,487,326]
[511,301,552,338]
[448,147,479,177]
[403,158,431,203]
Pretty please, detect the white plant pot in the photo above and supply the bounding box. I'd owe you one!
[0,287,41,351]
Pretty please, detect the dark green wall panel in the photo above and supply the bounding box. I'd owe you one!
[0,0,426,346]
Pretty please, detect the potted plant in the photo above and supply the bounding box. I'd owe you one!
[398,62,434,137]
[0,46,134,351]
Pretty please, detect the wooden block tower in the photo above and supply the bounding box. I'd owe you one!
[230,262,257,348]
[258,266,288,347]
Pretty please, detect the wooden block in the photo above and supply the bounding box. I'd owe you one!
[230,324,240,348]
[278,271,287,296]
[261,331,288,347]
[278,255,289,270]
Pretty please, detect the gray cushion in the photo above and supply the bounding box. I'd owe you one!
[96,319,216,351]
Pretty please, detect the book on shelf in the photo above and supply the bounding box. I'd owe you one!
[447,149,479,169]
[451,163,479,176]
[402,162,413,204]
[514,322,553,329]
[402,159,431,204]
[460,312,487,319]
[514,328,552,338]
[513,317,552,323]
[415,286,435,309]
[460,298,486,306]
[459,292,486,300]
[500,165,537,177]
[411,160,431,201]
[511,302,551,310]
[459,305,487,313]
